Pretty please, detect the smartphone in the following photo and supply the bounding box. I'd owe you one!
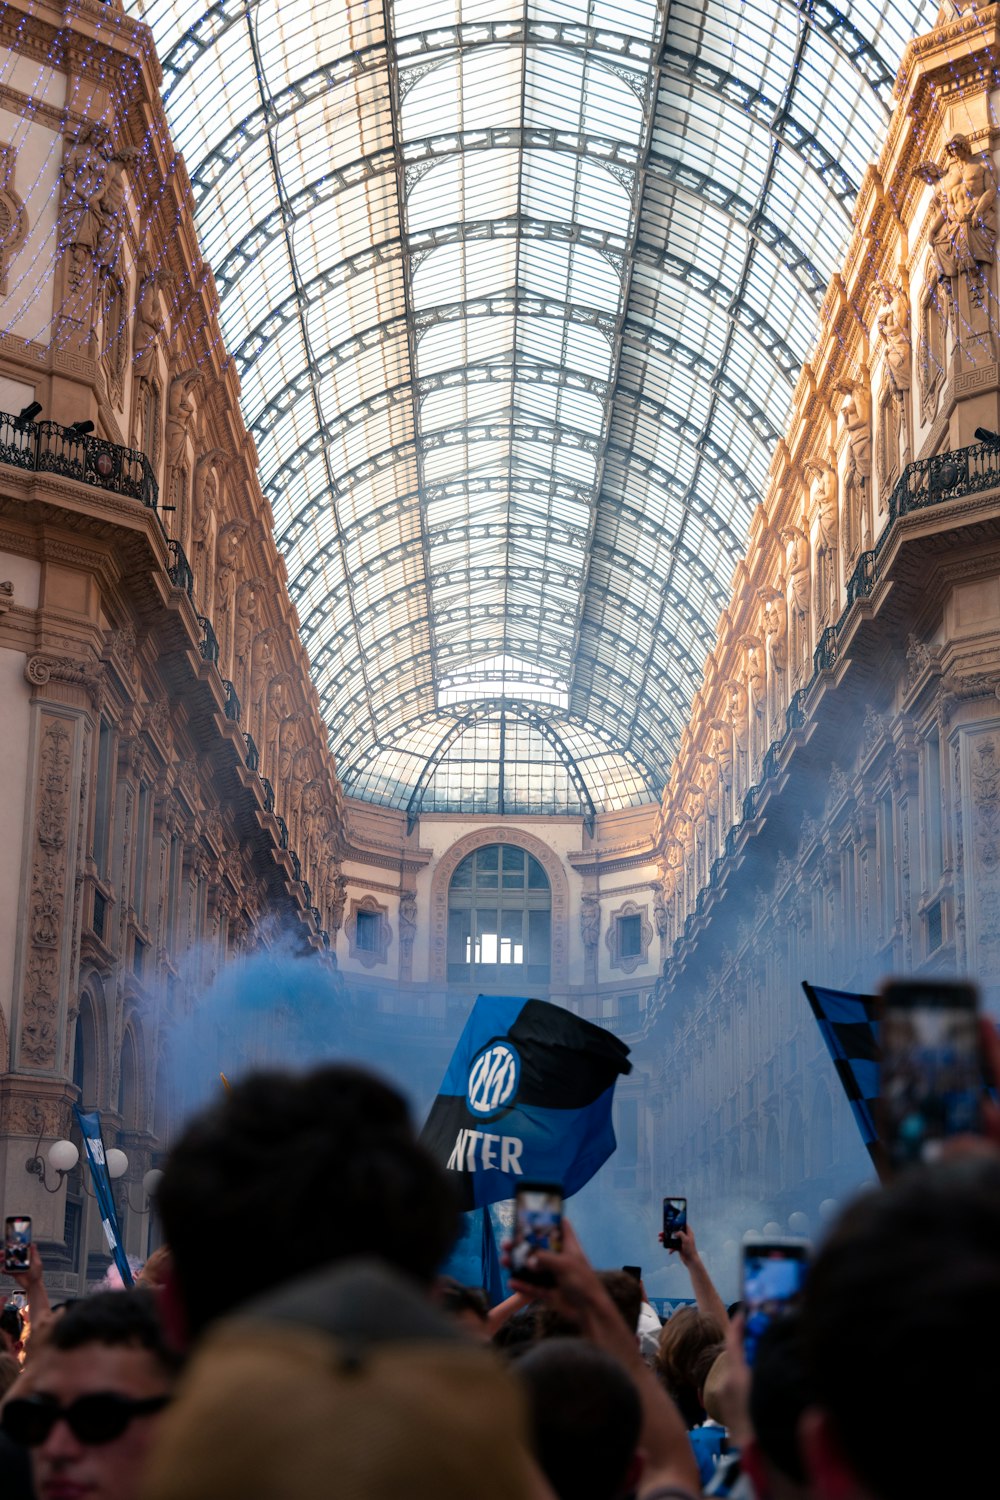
[742,1237,809,1366]
[622,1264,642,1282]
[3,1217,31,1275]
[509,1182,563,1285]
[879,978,983,1173]
[662,1196,687,1251]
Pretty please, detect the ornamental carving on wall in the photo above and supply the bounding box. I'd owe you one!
[0,143,28,295]
[20,717,75,1069]
[605,899,653,975]
[429,826,569,984]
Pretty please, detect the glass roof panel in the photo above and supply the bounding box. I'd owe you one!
[128,0,939,813]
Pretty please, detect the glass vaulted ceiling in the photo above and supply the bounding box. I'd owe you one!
[129,0,939,815]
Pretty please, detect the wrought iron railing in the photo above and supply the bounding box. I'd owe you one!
[243,732,259,770]
[197,615,219,663]
[260,777,275,812]
[289,850,302,882]
[0,411,158,507]
[222,680,241,722]
[275,815,289,849]
[167,540,194,598]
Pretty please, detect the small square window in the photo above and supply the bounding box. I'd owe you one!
[355,910,380,953]
[618,914,642,958]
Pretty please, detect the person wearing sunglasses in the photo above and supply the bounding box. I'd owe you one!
[1,1288,180,1500]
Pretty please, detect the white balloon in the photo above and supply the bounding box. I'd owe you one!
[818,1198,839,1221]
[762,1221,782,1236]
[788,1211,810,1234]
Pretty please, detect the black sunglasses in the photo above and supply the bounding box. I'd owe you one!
[1,1393,170,1447]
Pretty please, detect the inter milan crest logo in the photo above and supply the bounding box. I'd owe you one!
[467,1040,521,1118]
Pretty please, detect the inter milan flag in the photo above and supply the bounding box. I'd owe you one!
[801,982,881,1171]
[73,1106,134,1286]
[421,994,632,1210]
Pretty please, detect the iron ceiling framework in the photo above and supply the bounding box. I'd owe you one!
[130,0,939,817]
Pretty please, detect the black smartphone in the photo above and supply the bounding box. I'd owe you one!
[879,978,983,1173]
[622,1264,642,1282]
[742,1237,809,1366]
[662,1196,687,1251]
[509,1182,563,1285]
[3,1217,31,1275]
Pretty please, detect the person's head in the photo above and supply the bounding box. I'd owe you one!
[156,1064,459,1339]
[0,1350,20,1397]
[655,1306,724,1427]
[436,1277,490,1340]
[1,1289,181,1500]
[799,1158,1000,1500]
[597,1271,642,1335]
[0,1305,23,1357]
[515,1337,642,1500]
[744,1316,811,1500]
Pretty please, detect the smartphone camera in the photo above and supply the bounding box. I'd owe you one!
[879,978,983,1173]
[3,1217,31,1275]
[510,1182,563,1286]
[742,1237,809,1367]
[663,1196,687,1252]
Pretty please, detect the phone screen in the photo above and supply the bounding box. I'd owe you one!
[4,1217,31,1274]
[510,1183,563,1283]
[880,979,982,1172]
[742,1240,809,1366]
[663,1197,687,1250]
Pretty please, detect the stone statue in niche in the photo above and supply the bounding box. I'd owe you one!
[760,587,787,672]
[234,579,261,666]
[60,124,136,276]
[652,883,669,938]
[165,371,199,529]
[329,871,348,934]
[709,719,733,788]
[808,462,838,626]
[782,522,810,618]
[132,269,166,380]
[192,461,218,547]
[876,282,912,394]
[580,895,600,951]
[724,676,749,755]
[741,635,765,718]
[920,135,997,284]
[214,520,247,671]
[399,891,417,959]
[837,388,871,484]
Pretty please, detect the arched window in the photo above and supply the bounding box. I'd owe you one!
[447,844,550,986]
[118,1028,139,1131]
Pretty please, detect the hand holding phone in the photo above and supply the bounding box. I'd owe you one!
[662,1196,687,1251]
[879,978,983,1173]
[509,1183,563,1286]
[3,1217,31,1275]
[742,1237,809,1366]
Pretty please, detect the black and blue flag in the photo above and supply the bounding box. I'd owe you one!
[420,994,632,1210]
[802,982,880,1167]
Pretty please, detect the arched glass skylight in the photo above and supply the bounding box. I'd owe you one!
[128,0,941,812]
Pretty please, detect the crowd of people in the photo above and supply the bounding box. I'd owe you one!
[2,1047,999,1499]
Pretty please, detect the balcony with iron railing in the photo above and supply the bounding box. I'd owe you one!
[0,410,158,508]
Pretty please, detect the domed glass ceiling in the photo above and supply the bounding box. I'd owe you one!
[128,0,938,813]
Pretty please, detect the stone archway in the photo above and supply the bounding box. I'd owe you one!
[430,826,570,985]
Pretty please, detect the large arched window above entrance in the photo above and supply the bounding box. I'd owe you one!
[447,844,551,988]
